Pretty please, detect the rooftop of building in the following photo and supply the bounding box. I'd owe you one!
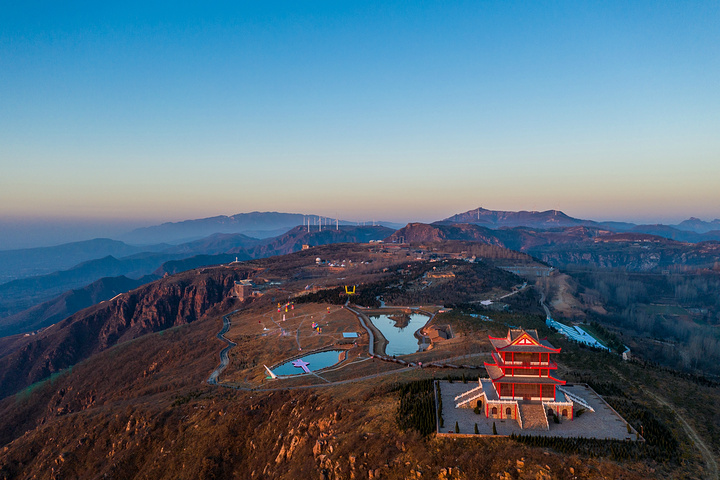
[489,328,560,353]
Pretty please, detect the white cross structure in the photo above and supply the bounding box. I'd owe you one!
[292,359,311,373]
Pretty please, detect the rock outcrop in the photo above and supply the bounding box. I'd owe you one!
[0,268,241,400]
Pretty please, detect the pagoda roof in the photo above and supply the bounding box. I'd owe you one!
[488,328,560,353]
[485,363,566,385]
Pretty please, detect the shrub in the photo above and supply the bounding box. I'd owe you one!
[394,379,436,437]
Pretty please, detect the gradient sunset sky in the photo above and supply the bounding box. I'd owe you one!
[2,1,719,231]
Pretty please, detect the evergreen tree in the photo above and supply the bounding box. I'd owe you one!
[455,421,459,433]
[474,423,479,434]
[492,422,497,435]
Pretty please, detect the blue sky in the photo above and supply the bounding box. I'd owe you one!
[1,0,719,234]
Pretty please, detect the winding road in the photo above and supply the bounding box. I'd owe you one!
[207,311,238,385]
[345,305,375,355]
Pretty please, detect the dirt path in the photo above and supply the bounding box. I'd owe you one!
[610,367,718,480]
[539,291,552,318]
[645,388,718,480]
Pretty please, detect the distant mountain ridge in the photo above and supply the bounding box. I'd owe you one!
[0,238,167,282]
[674,217,720,233]
[442,207,588,229]
[120,211,404,245]
[440,207,720,243]
[120,211,306,244]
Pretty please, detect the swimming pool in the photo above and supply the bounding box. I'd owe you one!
[272,350,345,376]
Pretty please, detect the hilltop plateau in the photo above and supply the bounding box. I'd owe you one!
[0,241,718,479]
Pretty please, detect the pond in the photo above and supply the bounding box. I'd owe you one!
[272,350,345,376]
[368,313,429,356]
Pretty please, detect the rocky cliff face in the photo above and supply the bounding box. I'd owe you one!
[533,241,720,272]
[0,275,155,338]
[0,268,241,400]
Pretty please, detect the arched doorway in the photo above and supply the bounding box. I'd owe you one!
[506,407,512,417]
[562,409,568,417]
[491,407,497,415]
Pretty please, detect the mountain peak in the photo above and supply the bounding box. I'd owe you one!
[442,207,589,230]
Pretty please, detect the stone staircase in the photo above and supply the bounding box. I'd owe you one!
[518,403,549,430]
[454,385,484,408]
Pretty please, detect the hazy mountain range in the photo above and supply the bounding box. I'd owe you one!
[119,211,405,245]
[1,207,719,339]
[441,207,720,241]
[0,225,392,337]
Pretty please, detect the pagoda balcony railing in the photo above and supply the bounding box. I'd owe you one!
[494,358,557,369]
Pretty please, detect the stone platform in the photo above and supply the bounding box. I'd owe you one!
[438,381,638,440]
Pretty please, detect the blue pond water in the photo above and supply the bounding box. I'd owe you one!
[272,350,345,376]
[369,313,428,356]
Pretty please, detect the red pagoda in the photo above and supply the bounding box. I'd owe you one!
[486,329,564,401]
[455,329,574,429]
